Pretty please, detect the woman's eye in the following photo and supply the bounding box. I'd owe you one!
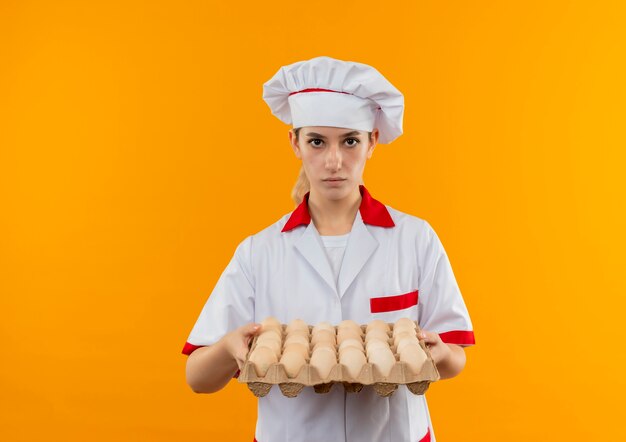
[308,139,323,147]
[307,138,359,147]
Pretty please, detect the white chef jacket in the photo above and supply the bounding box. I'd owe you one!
[182,185,475,442]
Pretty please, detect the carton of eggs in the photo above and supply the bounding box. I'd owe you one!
[239,317,439,398]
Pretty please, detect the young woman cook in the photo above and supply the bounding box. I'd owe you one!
[182,56,475,442]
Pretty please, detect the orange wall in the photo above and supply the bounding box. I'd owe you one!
[1,1,625,440]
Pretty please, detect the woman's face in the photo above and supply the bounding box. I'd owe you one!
[289,126,378,201]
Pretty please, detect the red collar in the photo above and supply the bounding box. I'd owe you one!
[281,185,395,232]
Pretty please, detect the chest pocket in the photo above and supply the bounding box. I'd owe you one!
[370,290,418,312]
[369,289,419,323]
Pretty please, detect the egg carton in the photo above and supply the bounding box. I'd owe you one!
[238,322,440,398]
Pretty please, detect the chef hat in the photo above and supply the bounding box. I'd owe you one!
[262,56,404,144]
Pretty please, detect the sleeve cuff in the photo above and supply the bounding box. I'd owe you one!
[182,342,206,356]
[438,330,475,346]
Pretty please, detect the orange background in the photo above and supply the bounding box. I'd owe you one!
[1,1,625,440]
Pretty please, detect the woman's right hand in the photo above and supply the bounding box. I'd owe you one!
[186,323,263,394]
[222,323,263,370]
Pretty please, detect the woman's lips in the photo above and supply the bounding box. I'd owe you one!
[323,178,346,186]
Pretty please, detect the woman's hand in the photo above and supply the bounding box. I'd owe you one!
[186,323,263,394]
[419,329,466,379]
[222,323,263,370]
[419,330,451,364]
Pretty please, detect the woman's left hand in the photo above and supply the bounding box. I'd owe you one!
[419,330,452,365]
[418,330,467,379]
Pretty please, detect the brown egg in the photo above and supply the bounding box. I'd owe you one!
[338,319,363,333]
[400,344,428,375]
[338,338,364,354]
[395,317,416,327]
[366,319,391,334]
[312,345,336,356]
[393,330,417,347]
[257,329,282,343]
[284,333,309,348]
[311,329,336,346]
[396,336,420,355]
[255,340,281,358]
[312,341,336,353]
[286,329,310,341]
[367,347,397,377]
[261,316,282,330]
[287,327,310,337]
[312,321,335,334]
[260,326,283,337]
[285,325,307,335]
[366,338,391,355]
[279,351,306,378]
[393,325,417,339]
[310,347,337,379]
[393,318,416,334]
[364,328,390,343]
[283,342,309,360]
[339,347,367,379]
[249,346,278,377]
[286,319,309,334]
[337,328,362,344]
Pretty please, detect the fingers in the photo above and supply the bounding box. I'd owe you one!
[240,322,262,337]
[419,330,441,345]
[235,324,261,366]
[234,323,261,349]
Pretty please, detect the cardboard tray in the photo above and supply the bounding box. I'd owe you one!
[237,321,440,398]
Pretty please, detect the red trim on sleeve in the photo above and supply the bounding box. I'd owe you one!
[370,290,418,313]
[439,330,476,346]
[182,342,205,356]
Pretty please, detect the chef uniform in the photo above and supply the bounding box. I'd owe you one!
[182,56,476,442]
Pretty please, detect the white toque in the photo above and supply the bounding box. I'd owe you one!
[263,56,404,144]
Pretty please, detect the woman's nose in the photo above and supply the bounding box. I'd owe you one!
[325,144,342,171]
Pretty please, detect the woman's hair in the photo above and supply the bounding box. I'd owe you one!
[290,127,372,205]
